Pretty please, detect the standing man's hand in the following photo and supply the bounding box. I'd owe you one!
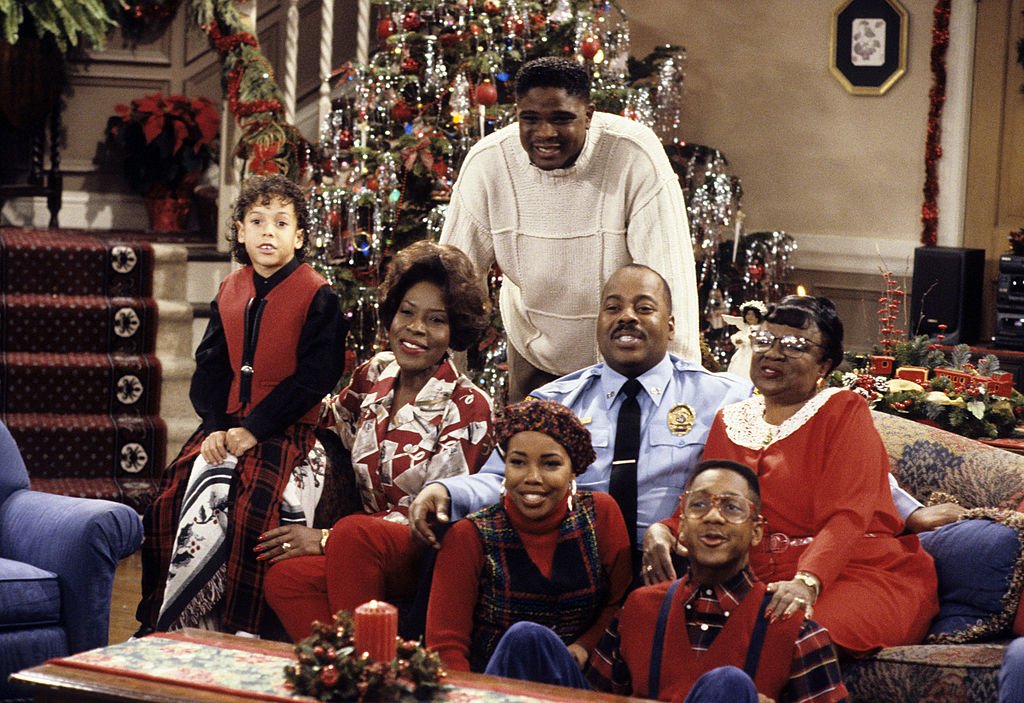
[641,521,685,585]
[409,483,452,548]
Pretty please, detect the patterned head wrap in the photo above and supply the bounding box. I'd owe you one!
[495,400,596,475]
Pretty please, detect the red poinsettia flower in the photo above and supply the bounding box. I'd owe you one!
[249,141,283,175]
[105,91,221,197]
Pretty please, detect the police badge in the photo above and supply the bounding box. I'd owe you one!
[667,403,695,435]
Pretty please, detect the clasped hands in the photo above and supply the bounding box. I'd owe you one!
[641,522,815,621]
[200,427,257,465]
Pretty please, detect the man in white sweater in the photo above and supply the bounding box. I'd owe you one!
[440,56,699,402]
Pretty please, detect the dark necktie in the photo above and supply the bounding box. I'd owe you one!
[610,378,642,554]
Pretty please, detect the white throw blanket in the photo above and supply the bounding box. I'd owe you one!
[156,442,327,631]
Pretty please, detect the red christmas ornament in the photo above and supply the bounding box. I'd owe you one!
[504,16,525,36]
[530,12,547,28]
[337,128,353,149]
[483,0,501,15]
[391,100,416,123]
[376,17,396,41]
[469,22,483,36]
[580,35,601,60]
[401,57,422,74]
[438,31,461,48]
[325,209,343,231]
[475,80,498,106]
[432,159,448,179]
[402,10,423,31]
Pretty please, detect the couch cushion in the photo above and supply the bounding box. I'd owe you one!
[842,641,1005,703]
[920,516,1024,641]
[0,557,61,629]
[872,410,1024,510]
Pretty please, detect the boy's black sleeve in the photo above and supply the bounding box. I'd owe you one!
[190,298,233,434]
[242,285,348,440]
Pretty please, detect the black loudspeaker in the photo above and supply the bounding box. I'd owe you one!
[909,246,985,344]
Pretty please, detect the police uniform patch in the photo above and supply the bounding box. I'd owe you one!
[667,403,695,435]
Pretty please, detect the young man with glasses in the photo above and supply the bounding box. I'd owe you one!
[586,459,849,703]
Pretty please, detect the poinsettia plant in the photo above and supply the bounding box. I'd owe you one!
[105,93,220,198]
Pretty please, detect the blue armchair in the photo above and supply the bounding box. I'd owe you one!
[0,421,142,700]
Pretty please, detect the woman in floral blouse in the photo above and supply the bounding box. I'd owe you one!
[262,240,495,641]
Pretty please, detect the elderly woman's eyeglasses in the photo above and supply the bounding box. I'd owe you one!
[681,490,757,524]
[749,330,822,358]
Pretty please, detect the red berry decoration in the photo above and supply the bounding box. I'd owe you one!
[376,17,396,41]
[401,57,422,74]
[475,80,498,107]
[580,34,601,59]
[402,10,422,31]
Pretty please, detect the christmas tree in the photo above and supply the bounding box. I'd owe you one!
[304,0,684,392]
[303,0,794,390]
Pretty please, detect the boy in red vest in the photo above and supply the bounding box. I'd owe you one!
[136,175,347,637]
[586,459,849,702]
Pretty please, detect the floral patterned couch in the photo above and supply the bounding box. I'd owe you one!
[840,411,1024,703]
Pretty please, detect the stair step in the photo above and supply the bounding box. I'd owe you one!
[4,412,166,487]
[0,229,153,297]
[1,352,161,414]
[1,293,157,354]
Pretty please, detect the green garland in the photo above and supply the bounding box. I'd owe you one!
[284,611,446,702]
[189,0,306,180]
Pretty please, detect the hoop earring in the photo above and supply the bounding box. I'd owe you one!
[567,479,577,511]
[500,478,506,497]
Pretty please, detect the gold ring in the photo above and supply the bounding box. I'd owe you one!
[793,597,806,605]
[281,542,292,552]
[645,564,654,572]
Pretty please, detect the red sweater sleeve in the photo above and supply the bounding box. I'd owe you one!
[572,492,633,653]
[798,393,899,589]
[425,519,484,672]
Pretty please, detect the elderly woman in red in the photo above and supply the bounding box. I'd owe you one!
[426,400,633,686]
[644,296,938,657]
[262,240,495,641]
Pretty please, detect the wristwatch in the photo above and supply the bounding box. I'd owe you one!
[320,528,331,554]
[794,571,821,600]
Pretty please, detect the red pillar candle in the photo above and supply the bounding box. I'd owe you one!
[353,600,398,663]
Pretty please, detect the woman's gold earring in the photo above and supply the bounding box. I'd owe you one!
[567,479,578,511]
[500,478,506,497]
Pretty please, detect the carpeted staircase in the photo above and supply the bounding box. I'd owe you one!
[0,227,196,511]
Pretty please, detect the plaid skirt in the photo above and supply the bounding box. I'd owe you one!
[137,422,318,634]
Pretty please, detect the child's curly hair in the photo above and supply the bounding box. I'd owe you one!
[227,175,310,265]
[378,240,491,352]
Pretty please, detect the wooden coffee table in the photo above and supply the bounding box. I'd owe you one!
[11,628,650,703]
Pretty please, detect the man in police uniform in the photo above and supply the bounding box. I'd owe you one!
[409,264,752,564]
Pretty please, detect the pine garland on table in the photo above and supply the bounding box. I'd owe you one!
[283,611,446,702]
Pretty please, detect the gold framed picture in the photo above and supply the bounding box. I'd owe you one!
[830,0,909,96]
